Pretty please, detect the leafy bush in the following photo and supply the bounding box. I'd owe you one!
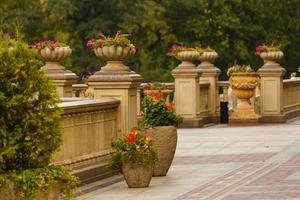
[0,32,79,199]
[111,128,157,170]
[140,91,182,128]
[0,166,79,200]
[0,32,62,171]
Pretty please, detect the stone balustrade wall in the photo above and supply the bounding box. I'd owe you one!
[54,98,120,182]
[283,79,300,119]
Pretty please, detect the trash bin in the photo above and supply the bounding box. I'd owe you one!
[220,101,229,124]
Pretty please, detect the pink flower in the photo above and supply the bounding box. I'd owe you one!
[97,31,105,38]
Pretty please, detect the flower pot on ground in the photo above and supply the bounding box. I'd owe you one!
[227,65,261,123]
[87,31,136,72]
[140,91,182,176]
[122,162,153,188]
[0,33,79,200]
[111,128,157,188]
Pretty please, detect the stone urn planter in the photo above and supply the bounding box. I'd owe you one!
[0,182,60,200]
[259,51,284,69]
[175,51,199,68]
[229,72,260,122]
[94,45,136,71]
[122,162,153,188]
[197,51,218,69]
[150,126,177,176]
[39,46,72,72]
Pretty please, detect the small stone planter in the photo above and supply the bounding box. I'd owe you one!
[259,51,284,69]
[0,182,60,200]
[197,51,218,69]
[94,45,136,71]
[39,46,72,72]
[122,163,153,188]
[175,51,199,68]
[150,126,177,176]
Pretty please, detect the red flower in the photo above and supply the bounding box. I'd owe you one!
[126,135,135,143]
[154,92,164,100]
[117,128,122,133]
[167,103,174,110]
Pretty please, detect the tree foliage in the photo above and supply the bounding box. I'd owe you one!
[1,0,300,80]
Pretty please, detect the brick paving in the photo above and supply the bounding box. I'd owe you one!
[78,118,300,200]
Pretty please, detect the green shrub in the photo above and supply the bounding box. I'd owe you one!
[0,32,79,199]
[140,91,182,128]
[0,32,62,171]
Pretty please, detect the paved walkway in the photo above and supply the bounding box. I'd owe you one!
[78,118,300,200]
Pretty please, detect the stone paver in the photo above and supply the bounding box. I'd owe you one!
[78,118,300,200]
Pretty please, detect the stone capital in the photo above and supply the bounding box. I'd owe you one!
[171,68,202,78]
[258,66,286,77]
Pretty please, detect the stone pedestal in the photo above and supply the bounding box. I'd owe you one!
[43,62,78,98]
[258,66,286,122]
[197,64,221,123]
[172,68,202,128]
[88,71,143,133]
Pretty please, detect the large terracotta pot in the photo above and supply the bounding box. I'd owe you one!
[151,126,177,176]
[229,72,260,121]
[94,45,136,71]
[122,162,153,188]
[0,182,60,200]
[175,51,199,68]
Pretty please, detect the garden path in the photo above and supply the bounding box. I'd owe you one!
[78,118,300,200]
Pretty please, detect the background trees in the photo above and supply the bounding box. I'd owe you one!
[1,0,300,81]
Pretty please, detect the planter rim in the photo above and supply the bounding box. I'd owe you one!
[230,72,258,76]
[94,45,134,49]
[41,46,71,50]
[260,50,283,54]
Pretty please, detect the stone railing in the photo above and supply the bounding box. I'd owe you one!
[199,82,210,116]
[54,98,120,183]
[72,83,88,97]
[283,78,300,119]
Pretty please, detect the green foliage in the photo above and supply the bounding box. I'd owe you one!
[87,31,135,49]
[141,94,182,128]
[227,64,254,76]
[111,128,157,170]
[0,166,79,200]
[0,33,79,198]
[0,33,62,171]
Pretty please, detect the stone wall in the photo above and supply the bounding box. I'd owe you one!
[54,98,120,183]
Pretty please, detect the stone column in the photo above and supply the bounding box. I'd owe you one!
[197,51,221,122]
[43,64,78,98]
[171,51,202,127]
[41,47,78,98]
[258,51,286,122]
[88,71,142,133]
